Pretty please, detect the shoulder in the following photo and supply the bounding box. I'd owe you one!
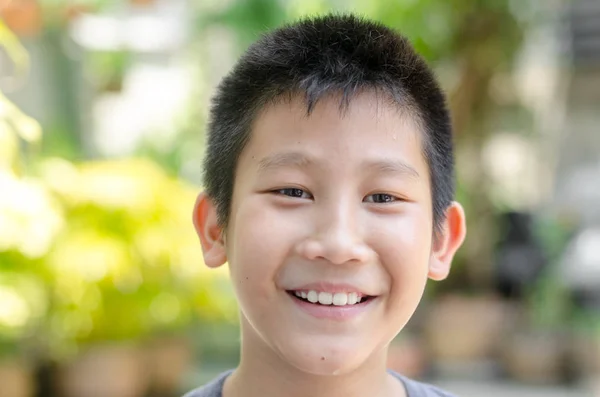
[182,371,232,397]
[402,378,457,397]
[390,371,458,397]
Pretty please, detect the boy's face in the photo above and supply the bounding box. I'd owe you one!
[194,92,465,376]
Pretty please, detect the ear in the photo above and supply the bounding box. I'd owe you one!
[428,201,467,281]
[192,192,227,268]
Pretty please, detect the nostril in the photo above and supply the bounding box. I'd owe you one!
[295,234,372,265]
[295,239,325,261]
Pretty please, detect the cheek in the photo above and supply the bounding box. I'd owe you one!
[371,209,432,293]
[227,198,304,298]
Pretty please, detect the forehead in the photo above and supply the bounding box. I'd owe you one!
[240,92,427,176]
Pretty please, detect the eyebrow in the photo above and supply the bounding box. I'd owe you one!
[257,152,315,174]
[365,159,421,179]
[256,152,420,179]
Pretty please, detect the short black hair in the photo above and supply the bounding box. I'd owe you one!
[203,13,454,233]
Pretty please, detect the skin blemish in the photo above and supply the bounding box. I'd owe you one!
[321,357,325,361]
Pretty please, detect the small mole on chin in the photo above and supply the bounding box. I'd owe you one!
[321,357,325,361]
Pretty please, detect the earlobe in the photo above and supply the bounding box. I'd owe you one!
[428,202,467,281]
[192,192,227,268]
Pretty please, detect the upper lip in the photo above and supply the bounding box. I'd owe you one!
[288,282,374,297]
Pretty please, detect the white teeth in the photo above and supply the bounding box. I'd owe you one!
[347,292,358,305]
[297,290,366,306]
[307,290,319,303]
[333,293,348,306]
[318,292,333,305]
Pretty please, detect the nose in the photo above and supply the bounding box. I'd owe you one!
[296,201,372,265]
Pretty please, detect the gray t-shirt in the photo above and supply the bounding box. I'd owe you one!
[183,370,456,397]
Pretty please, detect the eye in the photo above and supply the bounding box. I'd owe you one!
[273,188,312,199]
[364,193,399,203]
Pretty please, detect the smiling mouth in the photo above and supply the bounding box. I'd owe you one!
[286,290,374,306]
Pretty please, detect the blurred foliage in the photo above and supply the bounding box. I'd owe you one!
[196,0,288,52]
[0,18,236,360]
[87,50,132,92]
[38,0,117,27]
[0,18,45,357]
[39,158,236,355]
[0,19,29,82]
[0,21,41,175]
[525,215,580,330]
[0,156,238,359]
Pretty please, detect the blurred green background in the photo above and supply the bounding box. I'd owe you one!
[1,1,600,396]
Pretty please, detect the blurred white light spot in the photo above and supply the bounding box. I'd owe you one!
[93,64,191,156]
[0,171,63,258]
[0,287,30,328]
[560,228,600,289]
[70,15,122,51]
[70,14,184,52]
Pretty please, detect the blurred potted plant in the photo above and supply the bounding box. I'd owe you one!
[0,186,58,397]
[569,313,600,383]
[1,21,234,395]
[37,158,234,396]
[500,215,574,384]
[0,134,59,397]
[39,159,170,397]
[423,293,513,378]
[500,277,569,385]
[0,271,47,397]
[0,120,50,397]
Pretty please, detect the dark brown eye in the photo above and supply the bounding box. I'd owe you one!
[275,188,311,199]
[365,193,397,203]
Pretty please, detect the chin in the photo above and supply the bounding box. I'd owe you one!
[289,356,359,376]
[277,339,370,377]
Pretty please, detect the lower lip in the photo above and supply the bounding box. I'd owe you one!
[287,293,375,321]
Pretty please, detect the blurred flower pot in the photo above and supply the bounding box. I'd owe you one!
[569,334,600,380]
[424,294,512,365]
[59,344,148,397]
[146,336,193,396]
[387,336,427,379]
[0,359,35,397]
[0,0,42,37]
[502,331,565,384]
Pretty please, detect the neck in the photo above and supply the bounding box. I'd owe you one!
[223,321,406,397]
